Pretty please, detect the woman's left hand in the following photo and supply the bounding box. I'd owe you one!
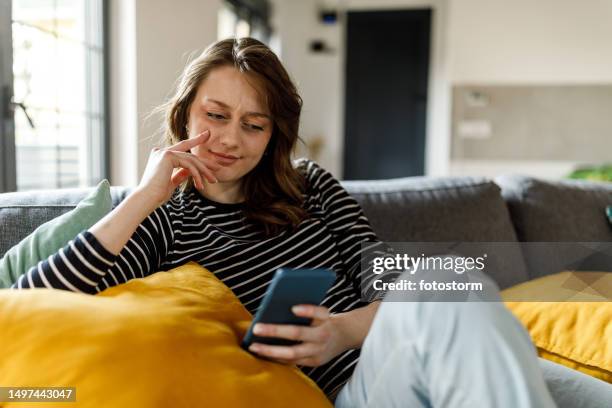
[248,304,347,367]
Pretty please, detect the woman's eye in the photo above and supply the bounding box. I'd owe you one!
[207,112,226,120]
[247,123,264,132]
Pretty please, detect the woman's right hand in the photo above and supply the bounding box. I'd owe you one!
[136,130,221,206]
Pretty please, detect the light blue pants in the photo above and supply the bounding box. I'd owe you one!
[335,270,557,408]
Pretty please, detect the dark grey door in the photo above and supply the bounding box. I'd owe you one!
[344,9,431,179]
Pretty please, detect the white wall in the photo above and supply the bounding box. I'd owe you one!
[448,0,612,84]
[110,0,612,184]
[109,0,138,186]
[269,0,344,176]
[272,0,612,180]
[447,0,612,179]
[271,0,450,178]
[110,0,221,186]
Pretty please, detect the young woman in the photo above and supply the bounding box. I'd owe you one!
[13,38,556,407]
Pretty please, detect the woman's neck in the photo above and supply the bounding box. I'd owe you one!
[197,180,244,204]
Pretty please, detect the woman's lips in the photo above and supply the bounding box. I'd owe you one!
[210,150,240,165]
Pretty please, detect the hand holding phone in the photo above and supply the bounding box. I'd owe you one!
[241,268,335,350]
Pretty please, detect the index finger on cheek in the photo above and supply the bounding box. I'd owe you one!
[196,130,211,143]
[204,129,218,145]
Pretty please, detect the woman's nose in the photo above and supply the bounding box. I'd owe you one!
[218,121,241,148]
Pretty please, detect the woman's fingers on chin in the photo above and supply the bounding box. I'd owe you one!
[190,153,221,171]
[198,165,217,183]
[203,172,218,183]
[196,156,223,171]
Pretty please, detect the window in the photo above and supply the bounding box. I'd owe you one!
[0,0,108,192]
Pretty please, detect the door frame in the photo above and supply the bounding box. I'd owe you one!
[0,0,17,193]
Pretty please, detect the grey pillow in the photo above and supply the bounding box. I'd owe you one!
[496,175,612,278]
[342,176,528,289]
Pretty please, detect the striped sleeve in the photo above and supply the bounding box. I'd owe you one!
[11,203,174,294]
[302,160,395,302]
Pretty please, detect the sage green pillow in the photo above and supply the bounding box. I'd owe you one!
[0,180,112,288]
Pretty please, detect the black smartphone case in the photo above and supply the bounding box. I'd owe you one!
[241,268,336,349]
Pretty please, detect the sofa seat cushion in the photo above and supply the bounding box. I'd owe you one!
[0,262,332,408]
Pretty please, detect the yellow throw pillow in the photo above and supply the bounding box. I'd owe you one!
[502,271,612,383]
[0,262,332,408]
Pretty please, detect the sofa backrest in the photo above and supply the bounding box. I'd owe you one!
[343,176,519,242]
[3,178,522,245]
[4,174,610,288]
[496,175,612,242]
[495,175,612,279]
[0,186,131,259]
[343,176,528,288]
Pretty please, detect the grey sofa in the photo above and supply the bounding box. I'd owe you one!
[1,174,611,407]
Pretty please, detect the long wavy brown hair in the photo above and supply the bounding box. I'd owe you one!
[160,37,307,236]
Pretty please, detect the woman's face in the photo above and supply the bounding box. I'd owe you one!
[187,65,273,186]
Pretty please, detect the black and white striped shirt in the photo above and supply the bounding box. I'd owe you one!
[13,158,386,400]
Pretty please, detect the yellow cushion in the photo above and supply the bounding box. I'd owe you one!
[0,262,332,408]
[502,271,612,383]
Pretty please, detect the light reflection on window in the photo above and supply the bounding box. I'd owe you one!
[12,0,105,190]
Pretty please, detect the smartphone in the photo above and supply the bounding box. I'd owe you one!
[241,268,336,350]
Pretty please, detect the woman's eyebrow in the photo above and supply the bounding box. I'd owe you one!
[206,98,271,119]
